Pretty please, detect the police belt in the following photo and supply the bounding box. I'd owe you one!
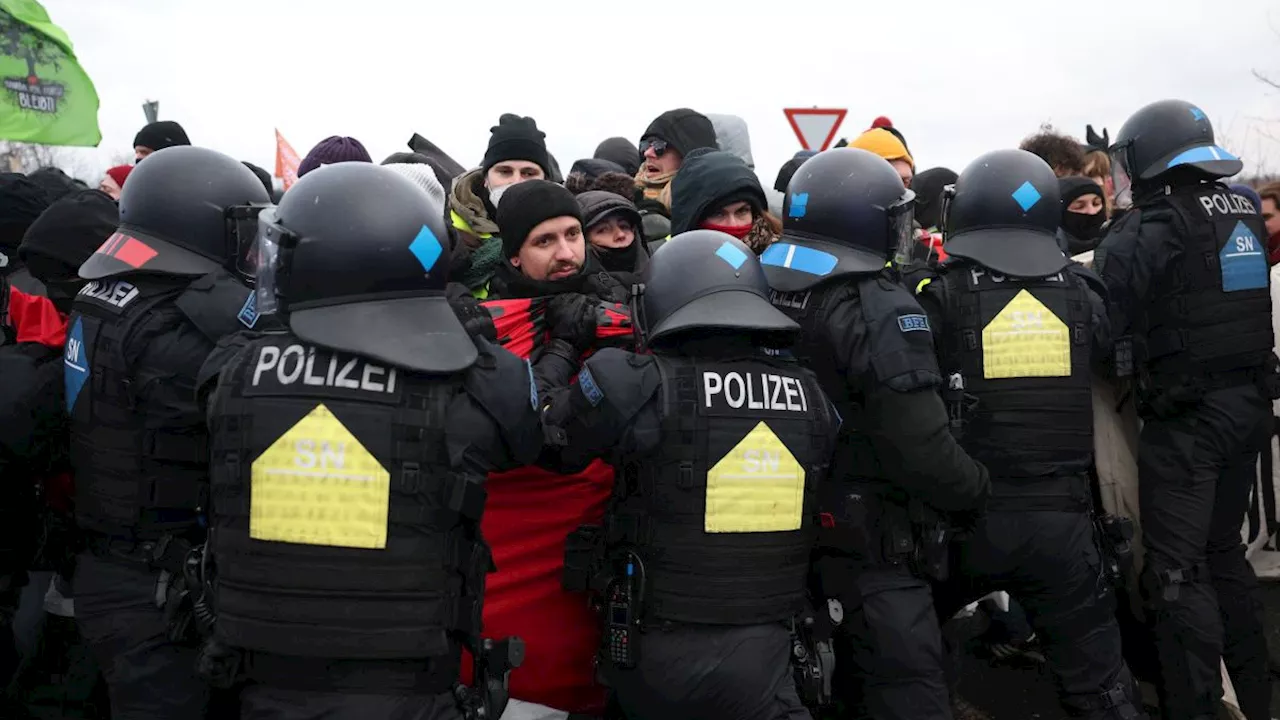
[84,531,196,574]
[242,650,461,694]
[983,474,1092,513]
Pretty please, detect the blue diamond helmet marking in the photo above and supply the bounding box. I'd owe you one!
[715,241,748,270]
[1011,181,1042,212]
[789,192,809,218]
[408,224,442,272]
[1190,107,1206,121]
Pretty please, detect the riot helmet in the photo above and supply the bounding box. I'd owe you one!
[79,146,271,281]
[1109,99,1241,207]
[255,162,475,373]
[762,148,915,292]
[636,229,798,350]
[942,149,1069,278]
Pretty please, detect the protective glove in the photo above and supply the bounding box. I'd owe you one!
[546,293,598,356]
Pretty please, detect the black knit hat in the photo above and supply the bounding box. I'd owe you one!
[1058,176,1104,208]
[495,180,582,259]
[641,109,717,158]
[483,114,551,176]
[19,189,118,281]
[133,120,190,152]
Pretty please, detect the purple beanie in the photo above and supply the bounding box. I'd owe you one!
[297,136,372,178]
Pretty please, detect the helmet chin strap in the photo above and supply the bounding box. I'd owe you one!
[629,282,649,353]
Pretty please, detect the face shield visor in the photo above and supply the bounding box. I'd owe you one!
[225,204,272,285]
[1109,143,1134,211]
[254,207,294,318]
[938,184,959,242]
[889,188,919,268]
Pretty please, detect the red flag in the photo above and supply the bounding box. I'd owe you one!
[274,129,300,190]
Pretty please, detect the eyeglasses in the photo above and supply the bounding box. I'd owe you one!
[639,138,670,158]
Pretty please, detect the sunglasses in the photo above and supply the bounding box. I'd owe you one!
[639,138,670,158]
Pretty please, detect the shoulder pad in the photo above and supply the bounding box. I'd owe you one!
[1065,262,1108,301]
[580,348,661,422]
[196,332,259,398]
[857,276,941,392]
[465,335,539,421]
[175,269,258,342]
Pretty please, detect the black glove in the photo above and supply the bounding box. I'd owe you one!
[546,293,597,355]
[450,296,497,343]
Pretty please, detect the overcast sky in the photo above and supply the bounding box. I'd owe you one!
[39,0,1280,184]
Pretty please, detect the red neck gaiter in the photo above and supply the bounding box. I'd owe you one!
[700,221,752,240]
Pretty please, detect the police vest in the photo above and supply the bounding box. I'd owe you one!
[1138,183,1273,376]
[937,264,1093,479]
[207,333,488,663]
[67,277,213,537]
[612,354,835,625]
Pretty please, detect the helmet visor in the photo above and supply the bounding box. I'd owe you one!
[890,188,919,267]
[254,207,290,317]
[1109,144,1134,210]
[226,204,271,285]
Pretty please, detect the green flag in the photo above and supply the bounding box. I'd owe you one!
[0,0,100,146]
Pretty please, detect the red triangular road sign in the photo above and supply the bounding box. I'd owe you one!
[783,108,848,151]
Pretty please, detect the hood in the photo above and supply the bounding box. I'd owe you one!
[448,168,501,236]
[911,167,958,230]
[706,114,754,169]
[641,109,718,158]
[669,150,767,236]
[593,137,640,177]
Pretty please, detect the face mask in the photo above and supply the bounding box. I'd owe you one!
[487,183,512,208]
[1063,211,1106,242]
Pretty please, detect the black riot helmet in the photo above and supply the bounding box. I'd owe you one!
[79,146,271,281]
[762,148,915,292]
[942,149,1069,278]
[256,162,476,373]
[1109,99,1241,206]
[636,229,798,350]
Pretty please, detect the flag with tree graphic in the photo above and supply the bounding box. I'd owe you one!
[0,0,99,146]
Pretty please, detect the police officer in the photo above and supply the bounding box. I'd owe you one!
[199,162,542,720]
[760,148,990,720]
[537,229,839,720]
[1096,99,1275,720]
[66,146,269,719]
[915,149,1146,719]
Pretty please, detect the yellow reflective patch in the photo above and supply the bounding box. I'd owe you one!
[705,421,805,533]
[981,289,1070,379]
[249,403,390,549]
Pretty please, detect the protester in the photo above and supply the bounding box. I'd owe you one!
[576,190,647,279]
[594,136,640,176]
[1081,148,1114,213]
[97,165,131,201]
[448,114,552,297]
[1259,181,1280,265]
[1020,125,1086,177]
[26,168,85,202]
[668,149,779,254]
[296,135,371,178]
[241,161,274,198]
[909,166,958,265]
[1057,176,1107,256]
[849,125,915,187]
[564,158,633,198]
[0,174,62,346]
[132,120,190,161]
[635,108,718,213]
[384,161,447,209]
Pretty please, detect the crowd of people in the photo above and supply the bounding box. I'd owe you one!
[0,100,1278,720]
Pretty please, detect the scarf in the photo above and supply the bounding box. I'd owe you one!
[489,251,624,301]
[634,168,675,210]
[458,236,505,290]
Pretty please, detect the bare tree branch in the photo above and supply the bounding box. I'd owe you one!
[1254,68,1280,91]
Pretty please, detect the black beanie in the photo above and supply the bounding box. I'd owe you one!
[482,114,551,176]
[640,109,717,158]
[1059,176,1104,207]
[594,136,640,176]
[133,120,190,152]
[495,180,583,259]
[19,189,118,281]
[911,167,959,230]
[0,173,52,262]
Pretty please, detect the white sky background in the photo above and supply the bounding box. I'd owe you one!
[39,0,1280,183]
